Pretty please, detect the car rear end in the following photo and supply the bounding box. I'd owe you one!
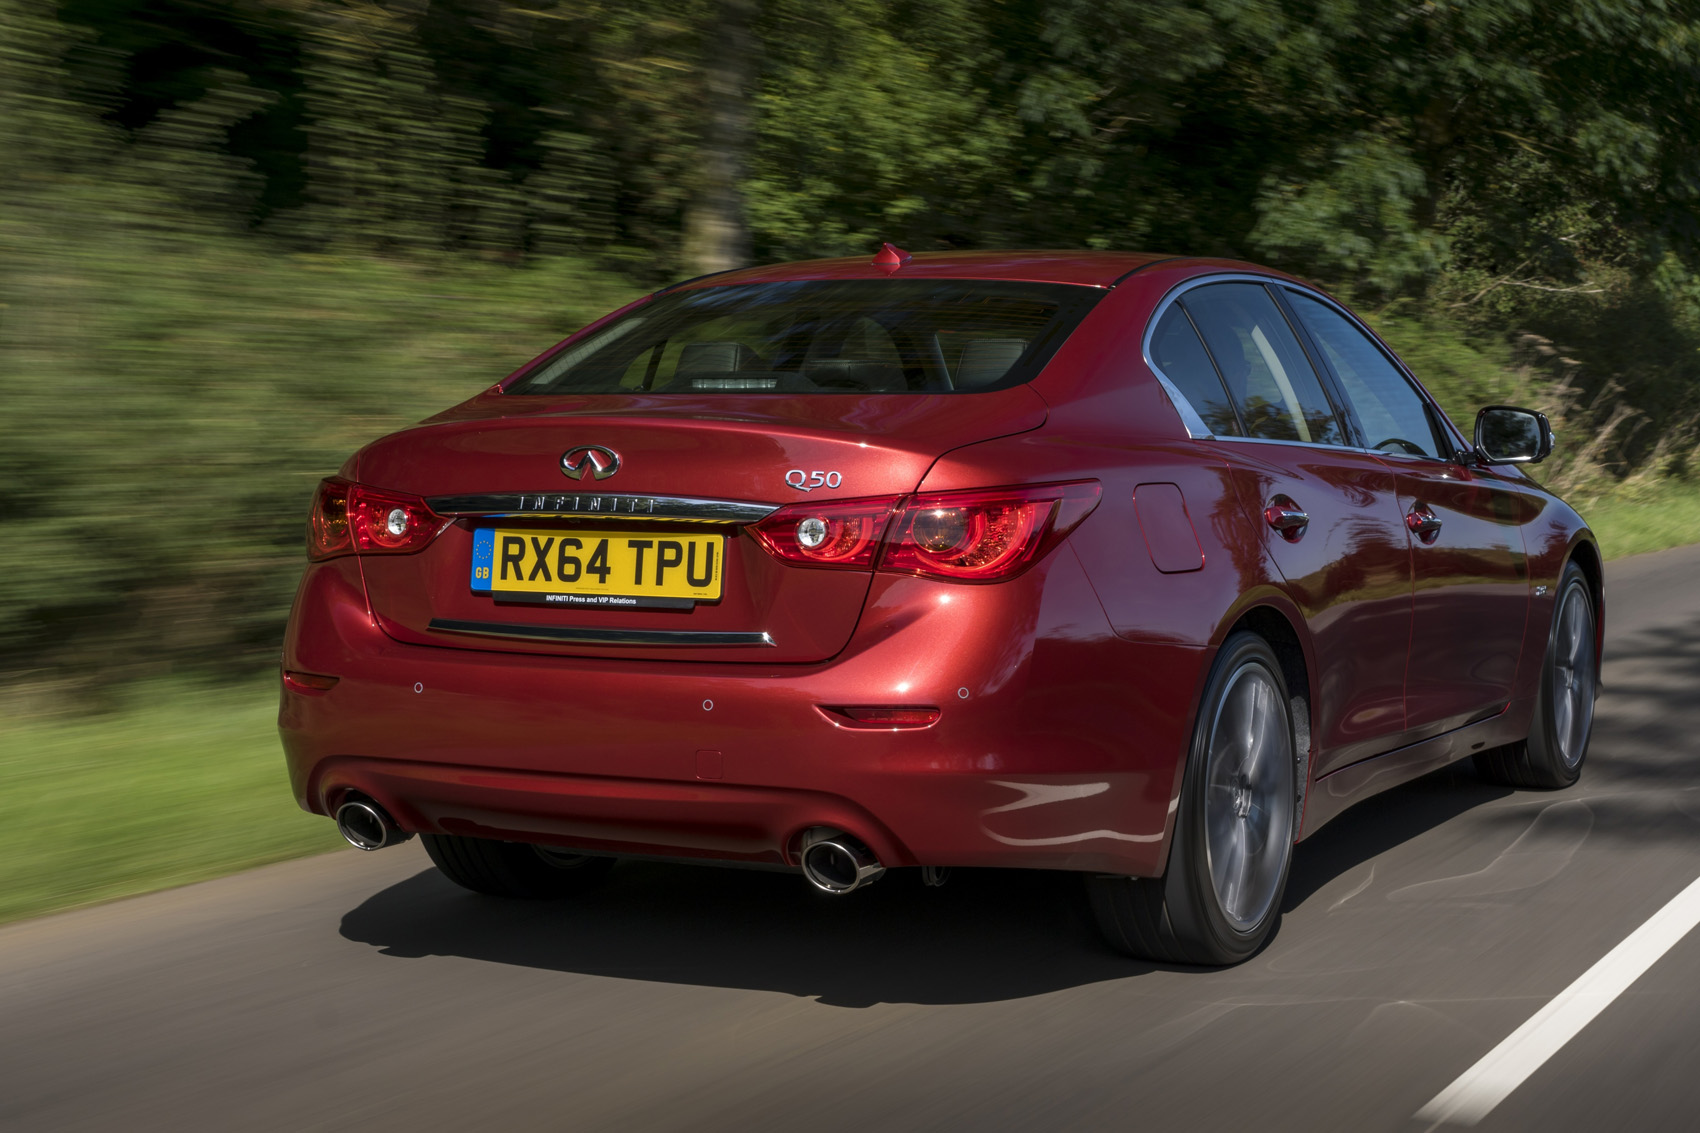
[279,265,1194,881]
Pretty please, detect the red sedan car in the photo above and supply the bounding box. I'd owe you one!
[280,248,1600,965]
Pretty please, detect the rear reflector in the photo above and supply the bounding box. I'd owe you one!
[282,670,339,693]
[822,706,941,729]
[308,478,448,561]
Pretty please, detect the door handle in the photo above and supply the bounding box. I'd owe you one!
[1406,503,1442,543]
[1263,497,1309,542]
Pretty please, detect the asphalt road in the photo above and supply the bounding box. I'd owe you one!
[5,543,1700,1132]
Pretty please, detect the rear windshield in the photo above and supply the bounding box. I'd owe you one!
[508,279,1103,395]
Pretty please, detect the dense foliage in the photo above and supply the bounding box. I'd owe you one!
[3,0,1700,683]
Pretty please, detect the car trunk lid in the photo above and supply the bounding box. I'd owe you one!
[354,389,1047,663]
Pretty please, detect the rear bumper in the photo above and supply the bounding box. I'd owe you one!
[280,552,1205,876]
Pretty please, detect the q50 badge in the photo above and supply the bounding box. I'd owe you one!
[785,470,842,492]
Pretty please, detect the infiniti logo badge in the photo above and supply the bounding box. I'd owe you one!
[560,445,621,481]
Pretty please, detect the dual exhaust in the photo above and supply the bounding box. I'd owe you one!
[334,797,414,851]
[798,827,885,895]
[335,805,907,897]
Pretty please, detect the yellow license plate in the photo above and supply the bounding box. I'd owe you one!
[471,528,724,610]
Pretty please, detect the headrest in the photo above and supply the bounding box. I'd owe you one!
[955,338,1027,387]
[677,341,757,373]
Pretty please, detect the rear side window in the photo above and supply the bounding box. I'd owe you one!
[511,280,1104,395]
[1182,283,1347,446]
[1149,305,1243,436]
[1285,292,1446,459]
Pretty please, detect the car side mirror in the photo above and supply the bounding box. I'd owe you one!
[1474,406,1554,464]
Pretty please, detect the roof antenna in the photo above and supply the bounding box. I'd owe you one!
[872,242,912,269]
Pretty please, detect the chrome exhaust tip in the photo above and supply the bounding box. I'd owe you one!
[798,827,884,894]
[334,798,413,851]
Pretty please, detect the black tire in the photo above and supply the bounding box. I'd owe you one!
[1088,632,1298,965]
[1475,561,1597,790]
[421,834,615,898]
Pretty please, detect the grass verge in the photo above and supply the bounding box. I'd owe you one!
[1581,481,1700,561]
[0,678,342,925]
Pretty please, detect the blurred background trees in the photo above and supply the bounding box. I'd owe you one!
[4,0,1700,685]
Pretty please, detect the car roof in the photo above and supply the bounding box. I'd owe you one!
[665,250,1206,290]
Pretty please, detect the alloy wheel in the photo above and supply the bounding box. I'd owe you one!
[1551,582,1597,770]
[1202,662,1295,933]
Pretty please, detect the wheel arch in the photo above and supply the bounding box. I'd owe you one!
[1187,596,1315,840]
[1119,611,1305,959]
[1224,605,1314,826]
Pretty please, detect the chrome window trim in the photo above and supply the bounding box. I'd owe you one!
[1148,370,1215,439]
[428,618,775,647]
[1214,434,1371,455]
[1141,272,1471,457]
[1211,433,1455,463]
[426,492,778,524]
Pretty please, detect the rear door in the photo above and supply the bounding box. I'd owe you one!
[1167,282,1415,776]
[1282,289,1532,739]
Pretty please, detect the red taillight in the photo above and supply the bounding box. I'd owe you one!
[348,482,445,554]
[822,706,941,729]
[881,481,1101,582]
[748,495,900,569]
[749,482,1101,582]
[307,477,446,561]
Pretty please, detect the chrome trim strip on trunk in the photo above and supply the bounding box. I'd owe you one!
[425,492,778,524]
[428,618,776,647]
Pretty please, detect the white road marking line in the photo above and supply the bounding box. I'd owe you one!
[1416,873,1700,1126]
